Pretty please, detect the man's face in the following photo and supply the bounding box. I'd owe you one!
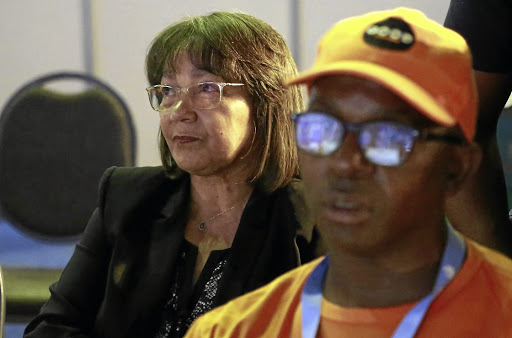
[299,75,457,257]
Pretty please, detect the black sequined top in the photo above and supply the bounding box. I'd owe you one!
[154,240,230,338]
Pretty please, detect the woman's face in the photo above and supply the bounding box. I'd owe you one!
[159,53,255,177]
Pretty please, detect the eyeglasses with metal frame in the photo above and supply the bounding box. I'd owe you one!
[291,112,466,166]
[146,82,244,112]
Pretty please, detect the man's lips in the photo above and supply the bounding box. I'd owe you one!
[332,200,358,209]
[323,202,371,225]
[320,192,371,225]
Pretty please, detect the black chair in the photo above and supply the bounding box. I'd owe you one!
[0,72,136,322]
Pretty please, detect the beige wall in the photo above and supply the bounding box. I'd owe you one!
[0,0,450,166]
[0,1,84,108]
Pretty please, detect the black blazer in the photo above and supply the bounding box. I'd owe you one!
[24,166,314,338]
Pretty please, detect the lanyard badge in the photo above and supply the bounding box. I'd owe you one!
[301,223,466,338]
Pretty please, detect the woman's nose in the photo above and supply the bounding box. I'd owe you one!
[165,98,197,123]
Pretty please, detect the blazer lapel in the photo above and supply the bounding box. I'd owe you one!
[214,186,300,307]
[114,176,190,336]
[214,188,269,306]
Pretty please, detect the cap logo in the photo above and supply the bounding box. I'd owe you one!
[364,17,414,50]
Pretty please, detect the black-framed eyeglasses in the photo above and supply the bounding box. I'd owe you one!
[291,112,465,166]
[146,82,244,112]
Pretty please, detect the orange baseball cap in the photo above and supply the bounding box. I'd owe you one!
[288,7,478,141]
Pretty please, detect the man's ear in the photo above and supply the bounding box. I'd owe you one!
[445,142,482,196]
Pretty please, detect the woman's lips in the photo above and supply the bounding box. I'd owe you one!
[173,135,199,144]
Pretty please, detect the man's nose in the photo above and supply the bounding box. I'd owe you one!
[328,132,374,176]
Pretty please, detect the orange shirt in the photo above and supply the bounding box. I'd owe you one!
[316,298,415,337]
[185,239,512,337]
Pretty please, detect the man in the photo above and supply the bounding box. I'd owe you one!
[185,8,512,337]
[444,0,512,257]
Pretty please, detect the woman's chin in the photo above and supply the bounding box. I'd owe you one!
[176,160,225,177]
[175,162,207,175]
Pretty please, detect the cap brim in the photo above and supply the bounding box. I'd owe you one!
[287,61,456,127]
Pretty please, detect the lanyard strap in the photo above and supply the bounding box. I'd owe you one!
[301,223,466,338]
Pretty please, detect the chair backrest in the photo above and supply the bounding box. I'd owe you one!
[0,72,136,239]
[0,265,5,338]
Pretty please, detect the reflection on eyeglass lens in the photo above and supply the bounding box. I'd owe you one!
[292,112,419,166]
[146,82,244,112]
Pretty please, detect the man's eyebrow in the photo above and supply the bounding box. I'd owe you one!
[311,93,423,115]
[306,96,335,111]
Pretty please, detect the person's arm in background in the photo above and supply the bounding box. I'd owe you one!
[444,0,512,256]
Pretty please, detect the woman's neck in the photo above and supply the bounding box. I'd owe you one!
[186,175,254,284]
[186,175,253,245]
[189,174,254,210]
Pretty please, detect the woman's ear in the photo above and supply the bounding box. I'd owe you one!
[445,142,482,196]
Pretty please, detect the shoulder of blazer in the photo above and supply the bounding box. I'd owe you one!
[286,179,327,260]
[286,179,314,241]
[97,166,186,239]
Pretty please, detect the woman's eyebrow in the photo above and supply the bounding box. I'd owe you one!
[164,70,221,83]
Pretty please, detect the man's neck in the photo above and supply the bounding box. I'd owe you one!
[323,227,447,308]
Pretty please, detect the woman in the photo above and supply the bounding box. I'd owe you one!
[24,11,313,338]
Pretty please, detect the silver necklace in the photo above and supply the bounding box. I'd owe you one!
[198,202,239,231]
